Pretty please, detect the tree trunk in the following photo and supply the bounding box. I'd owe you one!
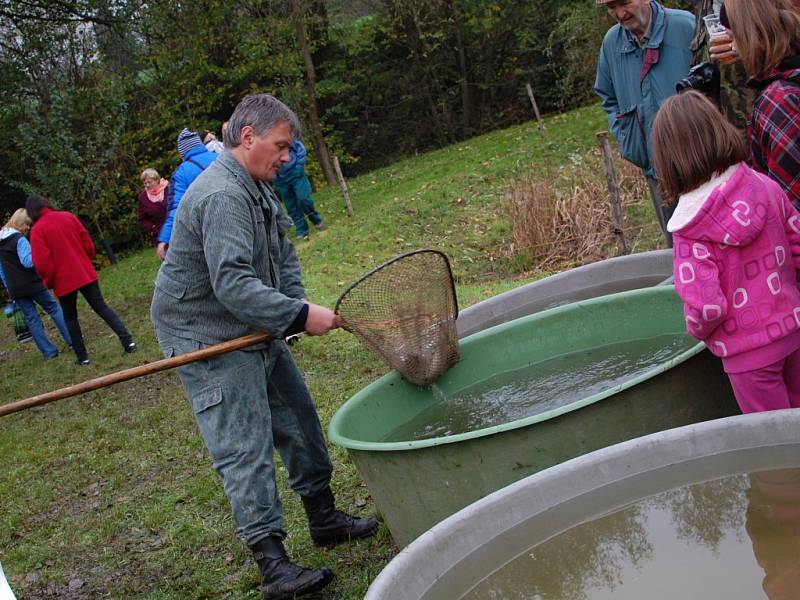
[291,0,337,187]
[449,0,472,136]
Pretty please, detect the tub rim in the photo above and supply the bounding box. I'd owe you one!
[364,409,800,600]
[329,286,703,452]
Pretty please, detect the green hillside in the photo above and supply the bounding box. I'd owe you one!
[0,104,663,599]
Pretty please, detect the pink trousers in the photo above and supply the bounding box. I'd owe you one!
[727,348,800,414]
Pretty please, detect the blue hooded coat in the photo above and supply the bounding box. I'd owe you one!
[158,145,218,245]
[594,1,695,177]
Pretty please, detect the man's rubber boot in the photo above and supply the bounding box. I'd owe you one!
[250,536,334,600]
[302,488,379,548]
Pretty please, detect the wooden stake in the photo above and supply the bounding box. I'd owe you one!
[0,332,271,418]
[526,82,544,131]
[596,131,629,256]
[333,156,354,217]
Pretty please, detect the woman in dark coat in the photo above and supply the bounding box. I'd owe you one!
[0,208,71,358]
[137,168,168,245]
[26,195,136,365]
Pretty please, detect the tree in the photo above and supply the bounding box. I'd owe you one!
[291,0,337,186]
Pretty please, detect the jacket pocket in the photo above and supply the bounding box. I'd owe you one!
[154,272,187,300]
[614,105,649,171]
[191,386,223,414]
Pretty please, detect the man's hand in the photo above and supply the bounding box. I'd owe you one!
[156,242,168,261]
[304,303,343,336]
[709,31,739,65]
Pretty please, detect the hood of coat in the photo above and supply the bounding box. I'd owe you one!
[667,162,768,247]
[0,226,20,241]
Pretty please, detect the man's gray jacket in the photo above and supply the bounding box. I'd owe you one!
[151,151,306,345]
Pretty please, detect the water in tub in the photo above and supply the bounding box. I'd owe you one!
[462,467,800,600]
[383,333,696,441]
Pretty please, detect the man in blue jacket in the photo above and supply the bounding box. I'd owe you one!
[594,0,695,247]
[156,128,218,260]
[273,139,325,241]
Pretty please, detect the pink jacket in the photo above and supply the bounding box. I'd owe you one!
[668,162,800,373]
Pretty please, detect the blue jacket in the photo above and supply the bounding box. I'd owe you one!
[594,2,695,177]
[276,140,308,179]
[159,145,218,245]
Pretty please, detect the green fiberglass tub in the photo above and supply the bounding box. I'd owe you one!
[329,286,739,547]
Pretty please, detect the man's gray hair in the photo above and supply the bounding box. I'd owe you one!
[223,94,301,148]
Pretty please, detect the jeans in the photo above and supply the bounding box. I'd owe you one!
[274,167,323,237]
[155,330,333,545]
[58,281,132,360]
[15,289,72,358]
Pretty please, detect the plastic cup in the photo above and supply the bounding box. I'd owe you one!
[703,14,727,39]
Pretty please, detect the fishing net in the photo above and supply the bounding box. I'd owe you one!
[335,249,460,386]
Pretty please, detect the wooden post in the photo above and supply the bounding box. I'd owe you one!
[333,156,354,217]
[596,131,629,256]
[525,82,544,131]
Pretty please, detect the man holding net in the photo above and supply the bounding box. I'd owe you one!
[150,94,377,600]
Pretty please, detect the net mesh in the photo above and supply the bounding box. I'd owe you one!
[335,250,460,386]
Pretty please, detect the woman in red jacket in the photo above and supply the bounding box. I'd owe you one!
[26,195,136,365]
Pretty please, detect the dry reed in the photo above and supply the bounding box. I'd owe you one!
[505,152,649,271]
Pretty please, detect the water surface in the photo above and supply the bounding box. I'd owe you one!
[383,334,695,441]
[464,468,800,600]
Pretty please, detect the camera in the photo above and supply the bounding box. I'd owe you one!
[676,61,721,102]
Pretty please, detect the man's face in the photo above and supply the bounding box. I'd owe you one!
[242,122,292,182]
[604,0,652,36]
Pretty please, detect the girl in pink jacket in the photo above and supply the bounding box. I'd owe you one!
[653,91,800,414]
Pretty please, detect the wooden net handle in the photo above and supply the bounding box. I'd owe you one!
[0,332,271,418]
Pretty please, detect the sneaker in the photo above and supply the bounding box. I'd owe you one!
[298,234,310,242]
[315,222,327,232]
[124,341,137,353]
[76,357,90,366]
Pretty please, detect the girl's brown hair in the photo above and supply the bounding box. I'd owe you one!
[724,0,800,79]
[652,90,748,200]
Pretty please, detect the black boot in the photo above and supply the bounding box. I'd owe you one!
[302,488,379,548]
[250,536,334,600]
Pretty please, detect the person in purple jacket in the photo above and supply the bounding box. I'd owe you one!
[653,90,800,414]
[137,168,168,245]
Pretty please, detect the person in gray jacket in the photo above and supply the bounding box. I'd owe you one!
[150,94,377,600]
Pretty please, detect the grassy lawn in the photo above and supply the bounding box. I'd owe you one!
[0,104,665,599]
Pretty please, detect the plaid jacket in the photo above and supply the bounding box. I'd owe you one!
[749,66,800,208]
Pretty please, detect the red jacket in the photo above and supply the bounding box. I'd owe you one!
[29,207,98,297]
